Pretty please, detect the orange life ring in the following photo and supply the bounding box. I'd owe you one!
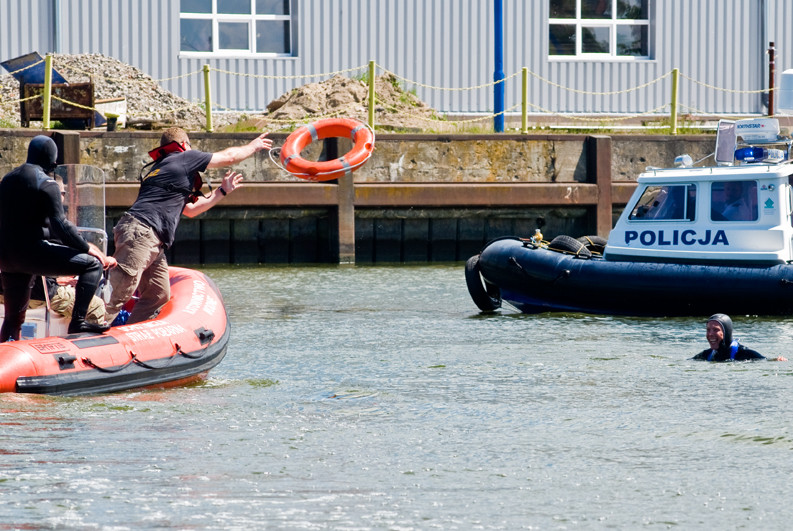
[280,118,374,181]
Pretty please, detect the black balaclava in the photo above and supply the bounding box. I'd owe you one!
[708,313,733,350]
[26,135,58,174]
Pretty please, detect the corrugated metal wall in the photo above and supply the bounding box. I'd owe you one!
[0,1,52,61]
[655,0,759,116]
[522,0,781,117]
[1,0,790,117]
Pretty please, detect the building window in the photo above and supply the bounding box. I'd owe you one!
[549,0,650,59]
[180,0,292,56]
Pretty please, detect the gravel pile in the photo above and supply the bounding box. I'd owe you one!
[0,53,210,129]
[0,53,449,132]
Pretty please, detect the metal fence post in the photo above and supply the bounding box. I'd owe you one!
[368,60,375,129]
[521,67,528,134]
[768,42,775,116]
[588,135,613,238]
[43,54,53,130]
[493,0,504,132]
[670,68,679,135]
[203,64,213,132]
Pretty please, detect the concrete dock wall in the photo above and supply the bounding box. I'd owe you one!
[0,130,714,264]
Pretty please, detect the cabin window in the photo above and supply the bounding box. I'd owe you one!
[180,0,292,56]
[549,0,651,59]
[629,184,696,221]
[710,180,758,221]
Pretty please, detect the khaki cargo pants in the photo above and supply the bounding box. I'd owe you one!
[105,213,170,325]
[49,286,105,324]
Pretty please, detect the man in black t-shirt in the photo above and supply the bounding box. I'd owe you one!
[105,127,272,324]
[0,135,116,340]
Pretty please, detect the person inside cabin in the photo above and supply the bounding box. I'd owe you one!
[719,181,754,221]
[103,127,272,326]
[0,135,117,341]
[691,313,787,362]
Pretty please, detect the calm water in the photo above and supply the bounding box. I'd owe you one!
[2,264,793,529]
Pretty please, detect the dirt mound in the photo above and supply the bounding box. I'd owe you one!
[259,73,447,132]
[0,53,452,132]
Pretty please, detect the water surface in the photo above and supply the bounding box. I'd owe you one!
[2,264,793,529]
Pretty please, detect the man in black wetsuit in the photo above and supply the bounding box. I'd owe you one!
[692,313,787,362]
[0,135,116,340]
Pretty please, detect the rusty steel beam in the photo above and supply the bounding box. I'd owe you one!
[104,182,637,208]
[104,182,340,207]
[337,174,356,263]
[353,183,600,206]
[588,135,613,237]
[612,182,638,204]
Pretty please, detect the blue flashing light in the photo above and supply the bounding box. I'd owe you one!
[734,146,785,163]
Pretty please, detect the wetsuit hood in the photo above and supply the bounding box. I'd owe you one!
[26,135,58,174]
[708,313,733,350]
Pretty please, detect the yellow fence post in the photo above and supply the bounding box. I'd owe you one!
[670,68,679,135]
[43,54,53,130]
[521,67,528,134]
[203,64,213,132]
[367,60,375,129]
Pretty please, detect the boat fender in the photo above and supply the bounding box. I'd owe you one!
[465,255,502,312]
[548,235,592,258]
[576,235,607,254]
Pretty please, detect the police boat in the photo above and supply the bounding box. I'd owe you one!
[466,116,793,317]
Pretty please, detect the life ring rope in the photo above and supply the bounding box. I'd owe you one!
[271,118,375,181]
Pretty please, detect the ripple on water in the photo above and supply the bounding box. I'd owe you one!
[3,265,793,528]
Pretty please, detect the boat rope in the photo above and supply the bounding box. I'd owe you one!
[509,257,539,279]
[175,342,208,360]
[508,256,571,284]
[81,355,135,373]
[131,350,178,370]
[553,270,572,283]
[82,343,210,373]
[508,256,525,273]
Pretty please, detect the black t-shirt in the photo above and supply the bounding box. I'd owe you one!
[127,150,212,249]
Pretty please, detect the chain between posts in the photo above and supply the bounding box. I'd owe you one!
[0,55,779,133]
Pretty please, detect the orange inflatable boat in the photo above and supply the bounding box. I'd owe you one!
[0,267,229,395]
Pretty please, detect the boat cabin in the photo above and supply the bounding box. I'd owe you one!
[605,118,793,265]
